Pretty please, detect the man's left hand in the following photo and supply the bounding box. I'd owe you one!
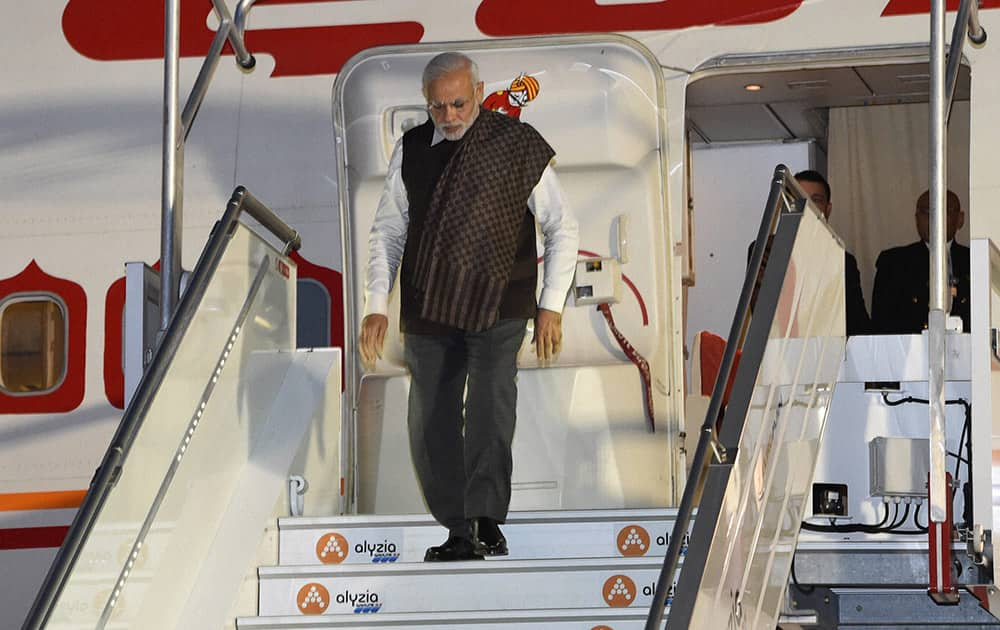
[533,308,563,362]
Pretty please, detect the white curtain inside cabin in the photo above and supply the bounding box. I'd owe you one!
[826,102,970,311]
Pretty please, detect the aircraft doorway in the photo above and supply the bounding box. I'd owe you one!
[683,52,971,354]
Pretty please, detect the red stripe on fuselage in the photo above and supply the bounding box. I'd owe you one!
[0,526,70,550]
[476,0,803,36]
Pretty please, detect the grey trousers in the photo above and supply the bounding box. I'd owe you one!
[404,318,528,538]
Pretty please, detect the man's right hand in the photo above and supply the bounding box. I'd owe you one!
[359,314,389,368]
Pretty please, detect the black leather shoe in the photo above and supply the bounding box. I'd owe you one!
[424,536,483,562]
[472,517,508,556]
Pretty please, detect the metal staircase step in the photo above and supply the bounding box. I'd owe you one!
[278,509,682,566]
[238,607,654,628]
[256,557,672,617]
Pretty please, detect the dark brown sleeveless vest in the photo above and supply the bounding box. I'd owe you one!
[399,118,540,334]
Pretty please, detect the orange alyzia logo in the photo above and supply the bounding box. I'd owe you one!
[616,525,651,557]
[315,532,349,564]
[603,574,637,608]
[297,583,330,615]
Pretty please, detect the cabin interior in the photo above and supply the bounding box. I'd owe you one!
[685,56,971,350]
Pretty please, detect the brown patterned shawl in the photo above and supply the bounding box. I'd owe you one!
[410,108,554,331]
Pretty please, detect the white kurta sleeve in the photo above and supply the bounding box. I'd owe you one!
[364,139,409,317]
[528,165,579,313]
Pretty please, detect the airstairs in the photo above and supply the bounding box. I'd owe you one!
[237,509,685,628]
[20,188,345,630]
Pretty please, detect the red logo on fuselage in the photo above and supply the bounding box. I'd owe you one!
[62,1,991,79]
[60,0,806,78]
[61,0,423,77]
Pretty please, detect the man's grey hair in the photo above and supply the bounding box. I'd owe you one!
[422,52,480,97]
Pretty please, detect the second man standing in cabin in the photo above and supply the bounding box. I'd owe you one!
[871,190,970,334]
[359,52,579,561]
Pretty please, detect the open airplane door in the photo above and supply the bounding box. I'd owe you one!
[333,35,682,514]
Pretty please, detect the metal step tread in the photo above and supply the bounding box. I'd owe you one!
[238,607,657,628]
[279,509,683,565]
[261,555,667,579]
[257,556,672,617]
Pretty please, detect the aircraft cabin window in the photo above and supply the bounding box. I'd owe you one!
[0,296,67,394]
[297,278,331,348]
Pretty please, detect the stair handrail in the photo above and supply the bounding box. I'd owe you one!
[233,0,260,70]
[644,165,808,629]
[927,0,987,603]
[945,0,987,124]
[21,187,299,630]
[161,0,262,332]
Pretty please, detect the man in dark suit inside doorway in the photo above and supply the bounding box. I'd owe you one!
[748,170,872,336]
[871,189,970,334]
